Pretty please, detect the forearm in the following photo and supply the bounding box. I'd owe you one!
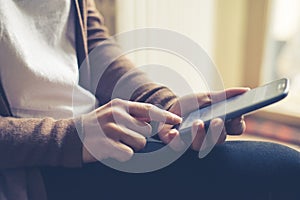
[0,116,82,169]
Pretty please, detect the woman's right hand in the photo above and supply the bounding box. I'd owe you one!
[81,98,182,163]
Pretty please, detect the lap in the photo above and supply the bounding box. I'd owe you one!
[41,141,300,200]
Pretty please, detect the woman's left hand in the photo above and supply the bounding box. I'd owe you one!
[158,88,249,151]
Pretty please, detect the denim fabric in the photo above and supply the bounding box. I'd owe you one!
[42,141,300,200]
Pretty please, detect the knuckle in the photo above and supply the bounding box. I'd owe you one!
[102,109,114,119]
[144,103,154,112]
[95,108,102,116]
[110,98,124,107]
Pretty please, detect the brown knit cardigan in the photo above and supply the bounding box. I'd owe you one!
[0,0,177,199]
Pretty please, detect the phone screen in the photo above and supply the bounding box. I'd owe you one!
[178,78,289,132]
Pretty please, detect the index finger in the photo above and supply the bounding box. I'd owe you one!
[127,102,182,125]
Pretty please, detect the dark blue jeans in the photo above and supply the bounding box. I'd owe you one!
[42,141,300,200]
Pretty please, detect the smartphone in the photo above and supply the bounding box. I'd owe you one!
[177,78,289,135]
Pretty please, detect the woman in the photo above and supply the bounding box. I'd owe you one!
[0,0,299,199]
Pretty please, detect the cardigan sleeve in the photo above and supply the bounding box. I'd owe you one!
[0,116,83,169]
[86,0,178,110]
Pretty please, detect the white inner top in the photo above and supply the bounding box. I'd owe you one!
[0,0,97,119]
